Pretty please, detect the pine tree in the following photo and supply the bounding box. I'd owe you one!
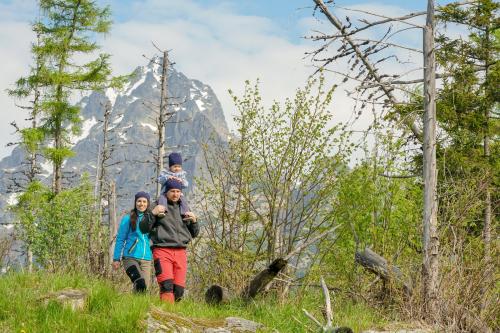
[35,0,124,193]
[437,0,499,271]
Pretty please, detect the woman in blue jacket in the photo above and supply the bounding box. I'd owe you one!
[112,191,153,293]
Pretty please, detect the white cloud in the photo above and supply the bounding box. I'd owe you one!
[0,0,318,161]
[0,0,466,165]
[100,0,315,133]
[0,20,35,158]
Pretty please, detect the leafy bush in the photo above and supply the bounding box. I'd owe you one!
[11,176,94,272]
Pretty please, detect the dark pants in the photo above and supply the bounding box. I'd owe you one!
[122,257,151,293]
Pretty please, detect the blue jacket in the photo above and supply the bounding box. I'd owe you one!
[113,212,152,261]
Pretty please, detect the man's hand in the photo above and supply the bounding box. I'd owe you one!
[152,205,166,216]
[168,175,182,182]
[112,261,120,271]
[183,211,197,223]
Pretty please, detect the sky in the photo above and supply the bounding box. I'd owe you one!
[0,0,441,160]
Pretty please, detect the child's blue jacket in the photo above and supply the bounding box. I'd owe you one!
[113,212,152,261]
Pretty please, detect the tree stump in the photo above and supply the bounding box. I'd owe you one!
[205,285,232,305]
[41,288,87,311]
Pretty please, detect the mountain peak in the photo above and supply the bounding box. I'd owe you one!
[0,62,229,230]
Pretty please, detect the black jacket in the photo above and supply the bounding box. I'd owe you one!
[139,200,199,248]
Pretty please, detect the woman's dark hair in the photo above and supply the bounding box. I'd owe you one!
[130,209,138,230]
[130,198,149,230]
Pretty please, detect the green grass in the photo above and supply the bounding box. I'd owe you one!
[0,272,387,332]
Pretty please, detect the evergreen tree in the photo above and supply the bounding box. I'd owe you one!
[35,0,124,193]
[437,0,499,265]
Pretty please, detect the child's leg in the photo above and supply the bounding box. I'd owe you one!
[157,194,168,217]
[179,194,190,216]
[157,194,168,207]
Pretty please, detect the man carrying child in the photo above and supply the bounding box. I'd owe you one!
[157,152,190,218]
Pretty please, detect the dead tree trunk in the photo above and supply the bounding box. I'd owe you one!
[355,247,412,295]
[90,100,113,274]
[97,101,112,214]
[422,0,439,318]
[156,51,169,199]
[241,258,288,300]
[25,80,41,274]
[205,258,288,304]
[108,180,117,272]
[302,277,353,333]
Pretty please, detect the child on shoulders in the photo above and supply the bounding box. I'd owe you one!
[157,152,190,217]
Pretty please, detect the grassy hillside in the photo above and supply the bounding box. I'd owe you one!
[0,271,390,332]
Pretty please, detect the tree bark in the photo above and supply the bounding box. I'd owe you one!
[205,285,233,305]
[156,51,169,199]
[422,0,439,319]
[355,247,412,295]
[96,101,112,273]
[241,258,288,300]
[98,101,112,214]
[108,180,117,270]
[481,26,492,309]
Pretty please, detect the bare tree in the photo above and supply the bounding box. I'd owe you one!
[421,0,438,317]
[155,48,170,199]
[108,180,117,272]
[141,45,190,198]
[88,100,116,274]
[309,0,443,318]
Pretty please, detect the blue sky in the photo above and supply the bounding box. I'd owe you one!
[107,0,429,40]
[0,0,443,159]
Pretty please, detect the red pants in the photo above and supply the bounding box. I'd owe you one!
[153,247,187,303]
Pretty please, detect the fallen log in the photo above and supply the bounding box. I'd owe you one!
[206,225,342,304]
[241,258,287,300]
[355,247,412,295]
[204,259,287,304]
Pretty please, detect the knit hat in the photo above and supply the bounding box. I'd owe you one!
[164,179,183,192]
[134,191,150,203]
[168,152,183,167]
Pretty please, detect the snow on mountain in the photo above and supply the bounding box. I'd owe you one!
[105,87,119,106]
[39,160,52,177]
[195,100,206,112]
[0,58,230,242]
[70,117,98,146]
[140,123,157,132]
